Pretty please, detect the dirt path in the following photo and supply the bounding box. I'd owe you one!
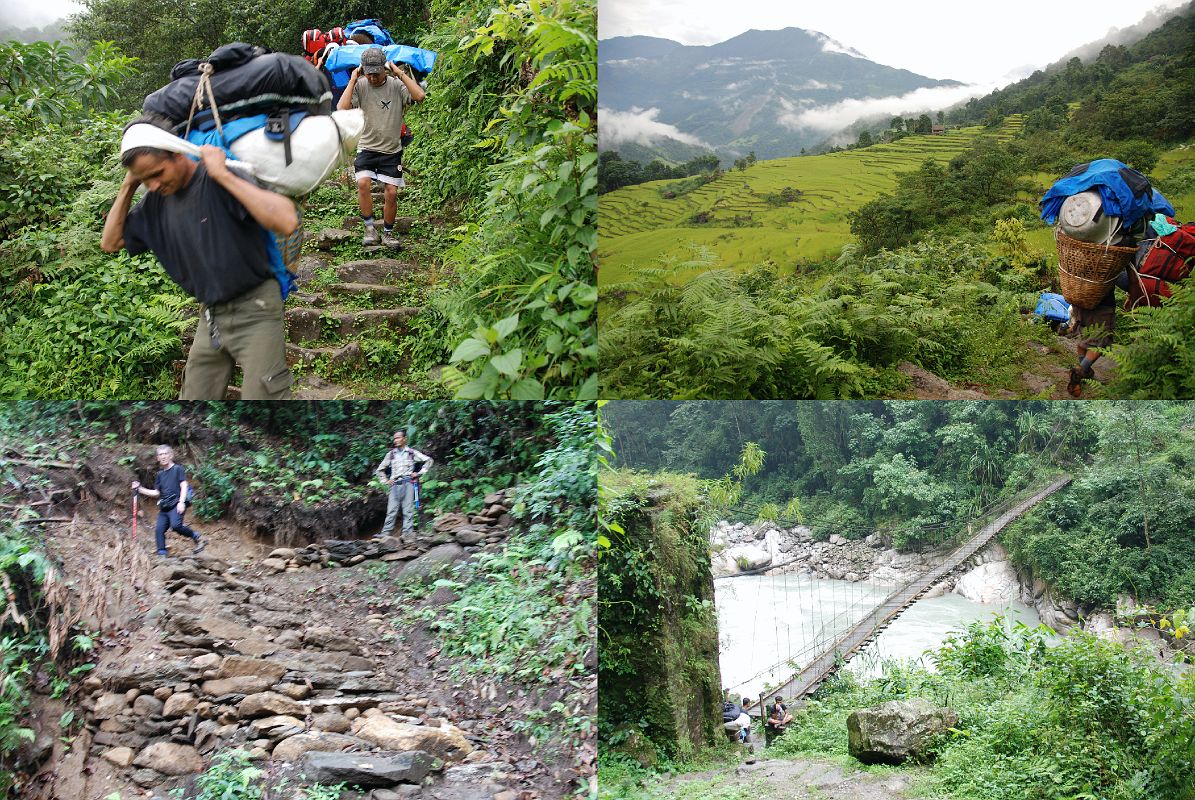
[23,478,587,799]
[654,755,921,800]
[898,331,1116,400]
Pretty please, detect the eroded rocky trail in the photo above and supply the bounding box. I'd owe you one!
[656,756,920,800]
[21,466,588,800]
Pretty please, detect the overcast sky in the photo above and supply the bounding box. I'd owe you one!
[600,0,1190,85]
[0,0,81,28]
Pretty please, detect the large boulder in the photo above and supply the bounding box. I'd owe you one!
[201,675,271,697]
[300,751,435,786]
[954,560,1020,605]
[847,699,957,765]
[354,716,473,761]
[399,544,465,582]
[133,742,205,775]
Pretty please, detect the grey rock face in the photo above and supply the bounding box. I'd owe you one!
[300,750,436,786]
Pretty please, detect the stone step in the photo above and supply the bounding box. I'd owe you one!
[328,282,408,300]
[286,341,363,368]
[335,258,418,284]
[340,215,416,234]
[286,307,421,344]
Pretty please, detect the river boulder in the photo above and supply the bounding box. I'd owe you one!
[954,560,1020,605]
[847,698,957,765]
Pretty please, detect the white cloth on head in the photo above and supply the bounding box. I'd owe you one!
[120,123,254,175]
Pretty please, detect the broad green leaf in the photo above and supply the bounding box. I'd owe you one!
[449,338,490,363]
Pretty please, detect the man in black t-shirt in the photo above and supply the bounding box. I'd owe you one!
[132,445,205,557]
[101,120,300,400]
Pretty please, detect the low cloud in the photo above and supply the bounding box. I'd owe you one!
[598,107,710,148]
[777,82,997,133]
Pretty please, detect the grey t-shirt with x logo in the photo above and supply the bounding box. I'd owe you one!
[351,75,412,154]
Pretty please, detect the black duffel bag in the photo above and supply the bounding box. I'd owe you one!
[144,43,331,132]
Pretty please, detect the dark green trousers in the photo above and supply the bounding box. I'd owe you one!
[181,279,292,400]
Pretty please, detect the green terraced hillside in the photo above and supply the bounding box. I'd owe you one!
[599,119,1024,285]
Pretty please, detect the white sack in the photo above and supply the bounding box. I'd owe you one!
[228,109,363,197]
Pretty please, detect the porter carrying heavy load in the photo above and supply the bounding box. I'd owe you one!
[1040,159,1175,309]
[139,43,361,198]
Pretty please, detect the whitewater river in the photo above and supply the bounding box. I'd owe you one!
[715,573,1043,700]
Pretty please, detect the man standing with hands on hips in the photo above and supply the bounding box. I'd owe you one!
[338,46,425,249]
[375,430,434,543]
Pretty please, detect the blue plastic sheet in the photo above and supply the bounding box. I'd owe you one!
[324,43,437,88]
[1040,158,1174,228]
[1034,292,1071,323]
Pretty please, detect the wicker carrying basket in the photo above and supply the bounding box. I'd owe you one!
[1055,228,1136,309]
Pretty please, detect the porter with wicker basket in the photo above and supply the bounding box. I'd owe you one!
[1054,228,1135,309]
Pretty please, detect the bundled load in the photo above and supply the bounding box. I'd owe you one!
[344,18,395,46]
[138,42,361,198]
[183,110,364,196]
[144,43,331,132]
[1125,215,1195,308]
[1040,159,1176,309]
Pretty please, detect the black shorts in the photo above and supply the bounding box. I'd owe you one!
[354,149,404,186]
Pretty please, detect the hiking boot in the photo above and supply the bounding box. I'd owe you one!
[380,231,401,249]
[193,535,205,554]
[157,549,169,557]
[362,226,380,246]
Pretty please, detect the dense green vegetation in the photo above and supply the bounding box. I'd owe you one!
[597,151,722,193]
[1,0,595,399]
[598,471,721,764]
[604,619,1195,800]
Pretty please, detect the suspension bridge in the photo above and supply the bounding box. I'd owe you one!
[724,475,1072,710]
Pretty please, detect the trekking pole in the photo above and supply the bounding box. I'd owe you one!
[132,491,138,541]
[412,478,421,532]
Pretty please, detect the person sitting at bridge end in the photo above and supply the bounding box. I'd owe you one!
[765,695,793,745]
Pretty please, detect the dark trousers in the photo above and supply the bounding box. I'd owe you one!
[155,508,198,553]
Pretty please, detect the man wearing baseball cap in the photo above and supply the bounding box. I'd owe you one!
[337,46,425,248]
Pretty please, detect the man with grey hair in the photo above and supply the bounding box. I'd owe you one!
[374,430,433,542]
[337,46,425,248]
[132,445,205,557]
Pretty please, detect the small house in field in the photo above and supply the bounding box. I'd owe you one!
[931,124,946,135]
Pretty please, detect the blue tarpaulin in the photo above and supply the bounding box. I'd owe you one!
[323,43,438,88]
[345,19,394,46]
[1040,158,1174,228]
[1034,292,1071,323]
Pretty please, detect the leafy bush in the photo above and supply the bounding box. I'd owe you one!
[600,237,1044,399]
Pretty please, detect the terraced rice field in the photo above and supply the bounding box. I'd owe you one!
[599,119,1025,285]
